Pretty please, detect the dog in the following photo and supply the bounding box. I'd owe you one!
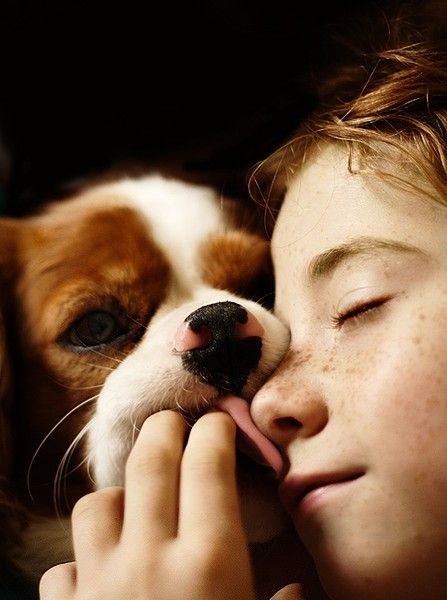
[0,172,290,580]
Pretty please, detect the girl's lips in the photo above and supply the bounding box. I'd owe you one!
[279,470,365,515]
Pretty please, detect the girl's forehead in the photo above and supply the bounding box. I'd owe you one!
[272,144,446,265]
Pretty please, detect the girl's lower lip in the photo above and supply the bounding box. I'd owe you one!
[295,478,359,519]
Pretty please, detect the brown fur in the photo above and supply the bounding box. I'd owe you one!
[199,231,273,307]
[2,201,171,516]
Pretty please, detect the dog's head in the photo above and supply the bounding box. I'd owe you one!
[0,173,290,548]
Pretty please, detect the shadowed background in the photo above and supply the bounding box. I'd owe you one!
[0,0,393,215]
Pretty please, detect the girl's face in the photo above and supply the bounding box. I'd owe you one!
[251,144,447,599]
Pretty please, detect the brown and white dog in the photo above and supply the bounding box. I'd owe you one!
[0,173,290,580]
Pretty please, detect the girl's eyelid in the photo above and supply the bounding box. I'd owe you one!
[331,295,394,328]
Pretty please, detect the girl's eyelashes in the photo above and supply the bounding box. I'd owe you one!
[331,296,392,329]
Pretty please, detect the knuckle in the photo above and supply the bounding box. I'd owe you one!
[72,493,96,520]
[96,485,124,505]
[204,410,236,431]
[39,562,73,593]
[140,410,186,436]
[189,542,223,574]
[125,410,186,478]
[72,488,116,521]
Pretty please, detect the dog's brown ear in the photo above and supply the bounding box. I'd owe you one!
[0,309,21,569]
[0,218,20,479]
[0,313,12,477]
[0,218,27,568]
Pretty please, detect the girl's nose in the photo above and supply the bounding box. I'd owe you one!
[251,352,329,447]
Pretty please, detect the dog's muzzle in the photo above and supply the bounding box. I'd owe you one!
[173,301,283,476]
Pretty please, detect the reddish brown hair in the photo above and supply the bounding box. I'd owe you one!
[249,3,447,219]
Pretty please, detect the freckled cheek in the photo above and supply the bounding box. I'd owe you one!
[391,350,447,434]
[357,332,447,458]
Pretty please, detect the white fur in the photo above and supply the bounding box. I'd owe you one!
[102,174,225,291]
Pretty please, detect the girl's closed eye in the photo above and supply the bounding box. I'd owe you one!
[331,296,392,328]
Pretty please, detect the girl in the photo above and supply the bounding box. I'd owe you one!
[40,7,447,600]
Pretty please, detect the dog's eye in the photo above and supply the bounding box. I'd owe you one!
[67,311,129,348]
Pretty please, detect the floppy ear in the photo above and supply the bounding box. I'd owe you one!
[0,218,28,566]
[0,218,19,479]
[0,313,11,478]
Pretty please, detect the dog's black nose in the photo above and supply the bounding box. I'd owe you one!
[174,301,263,395]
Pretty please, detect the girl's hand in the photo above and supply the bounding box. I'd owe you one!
[40,410,256,600]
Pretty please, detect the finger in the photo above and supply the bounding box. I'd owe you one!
[122,410,187,544]
[178,411,243,539]
[270,583,306,600]
[39,562,76,599]
[71,486,123,573]
[270,583,307,600]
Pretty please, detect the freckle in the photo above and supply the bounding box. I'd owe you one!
[419,313,426,320]
[424,393,442,407]
[288,356,302,370]
[277,383,291,395]
[412,337,421,345]
[345,367,354,375]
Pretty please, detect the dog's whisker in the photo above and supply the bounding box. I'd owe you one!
[53,421,91,521]
[61,419,99,498]
[129,403,142,447]
[131,422,137,447]
[181,382,193,394]
[255,290,275,305]
[175,398,186,413]
[62,434,91,479]
[58,383,105,391]
[199,393,211,408]
[83,362,116,372]
[84,449,96,487]
[107,345,134,359]
[86,347,123,365]
[126,313,148,331]
[131,417,141,447]
[26,395,99,502]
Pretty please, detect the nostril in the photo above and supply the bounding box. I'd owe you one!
[274,416,301,432]
[173,322,213,352]
[234,311,264,339]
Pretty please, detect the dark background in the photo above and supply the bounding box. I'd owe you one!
[0,0,392,215]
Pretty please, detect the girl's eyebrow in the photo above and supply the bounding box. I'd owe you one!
[308,236,426,281]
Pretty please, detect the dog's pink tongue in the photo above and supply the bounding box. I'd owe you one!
[217,396,283,477]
